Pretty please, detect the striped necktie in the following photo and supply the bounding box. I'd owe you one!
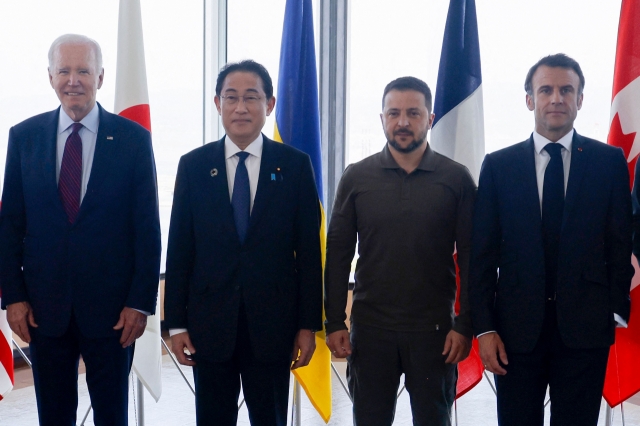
[58,122,83,223]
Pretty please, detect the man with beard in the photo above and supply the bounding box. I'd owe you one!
[324,76,475,426]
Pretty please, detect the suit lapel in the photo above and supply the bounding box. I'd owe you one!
[563,132,590,227]
[248,137,281,236]
[43,108,68,222]
[521,137,543,227]
[207,138,237,237]
[76,106,117,223]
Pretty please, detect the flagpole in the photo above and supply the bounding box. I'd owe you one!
[294,380,302,426]
[605,404,612,426]
[137,377,145,426]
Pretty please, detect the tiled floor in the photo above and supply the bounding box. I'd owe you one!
[1,355,639,425]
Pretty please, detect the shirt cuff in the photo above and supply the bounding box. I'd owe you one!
[169,328,188,336]
[476,330,497,338]
[132,308,151,316]
[614,313,628,328]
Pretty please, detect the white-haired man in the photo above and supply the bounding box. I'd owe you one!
[0,34,161,425]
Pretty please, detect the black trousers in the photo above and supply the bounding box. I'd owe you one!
[495,303,610,426]
[192,306,291,426]
[29,315,134,426]
[347,322,457,426]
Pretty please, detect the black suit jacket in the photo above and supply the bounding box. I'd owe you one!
[164,135,322,362]
[0,104,162,338]
[469,132,633,353]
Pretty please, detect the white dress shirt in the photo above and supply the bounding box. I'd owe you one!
[56,104,99,201]
[478,129,625,339]
[169,134,264,337]
[533,129,573,210]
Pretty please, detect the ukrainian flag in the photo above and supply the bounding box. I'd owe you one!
[274,0,331,422]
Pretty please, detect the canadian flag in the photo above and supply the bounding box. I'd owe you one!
[0,296,14,401]
[603,0,640,407]
[114,0,162,402]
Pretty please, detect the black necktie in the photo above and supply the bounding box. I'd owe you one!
[542,143,564,300]
[232,151,251,243]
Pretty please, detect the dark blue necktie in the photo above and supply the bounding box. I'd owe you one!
[232,151,251,243]
[542,143,564,300]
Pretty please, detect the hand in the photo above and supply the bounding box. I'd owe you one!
[170,332,196,366]
[7,301,37,343]
[442,330,472,364]
[326,329,352,358]
[113,307,147,348]
[478,332,508,375]
[291,329,316,370]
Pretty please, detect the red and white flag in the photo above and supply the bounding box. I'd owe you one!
[604,0,640,408]
[114,0,162,402]
[0,297,14,401]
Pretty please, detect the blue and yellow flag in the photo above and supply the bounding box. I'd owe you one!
[274,0,331,422]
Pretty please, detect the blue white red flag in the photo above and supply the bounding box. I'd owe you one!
[432,0,484,181]
[432,0,485,399]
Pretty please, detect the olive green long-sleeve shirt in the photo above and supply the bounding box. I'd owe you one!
[324,143,476,337]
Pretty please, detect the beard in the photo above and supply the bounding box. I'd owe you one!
[387,129,426,153]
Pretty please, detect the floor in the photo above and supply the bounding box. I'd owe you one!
[1,354,640,425]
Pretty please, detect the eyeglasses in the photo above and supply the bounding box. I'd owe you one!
[220,95,262,106]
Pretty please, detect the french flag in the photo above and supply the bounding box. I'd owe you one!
[114,0,162,402]
[604,0,640,408]
[431,0,484,182]
[431,0,485,399]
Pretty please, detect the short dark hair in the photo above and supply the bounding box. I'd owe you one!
[382,77,432,113]
[524,53,585,95]
[215,59,274,100]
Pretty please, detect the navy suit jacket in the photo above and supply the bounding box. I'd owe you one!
[164,135,323,363]
[0,104,161,339]
[470,132,633,353]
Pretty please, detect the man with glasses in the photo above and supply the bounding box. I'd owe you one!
[164,60,322,426]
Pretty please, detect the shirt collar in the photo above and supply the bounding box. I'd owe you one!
[380,142,437,172]
[225,133,264,160]
[533,129,574,155]
[58,103,100,135]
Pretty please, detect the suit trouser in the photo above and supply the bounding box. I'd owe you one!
[29,315,134,426]
[192,304,291,426]
[495,302,609,426]
[347,322,457,426]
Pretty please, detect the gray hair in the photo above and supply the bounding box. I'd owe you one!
[48,34,103,72]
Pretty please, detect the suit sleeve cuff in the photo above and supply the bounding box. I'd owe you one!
[614,313,628,328]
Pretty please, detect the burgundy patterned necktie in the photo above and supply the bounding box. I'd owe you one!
[58,122,83,223]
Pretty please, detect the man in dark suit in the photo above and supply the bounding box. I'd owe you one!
[470,53,633,426]
[164,60,322,426]
[0,34,161,425]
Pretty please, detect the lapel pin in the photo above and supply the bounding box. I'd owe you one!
[106,136,114,140]
[273,167,283,182]
[578,147,583,152]
[210,168,218,177]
